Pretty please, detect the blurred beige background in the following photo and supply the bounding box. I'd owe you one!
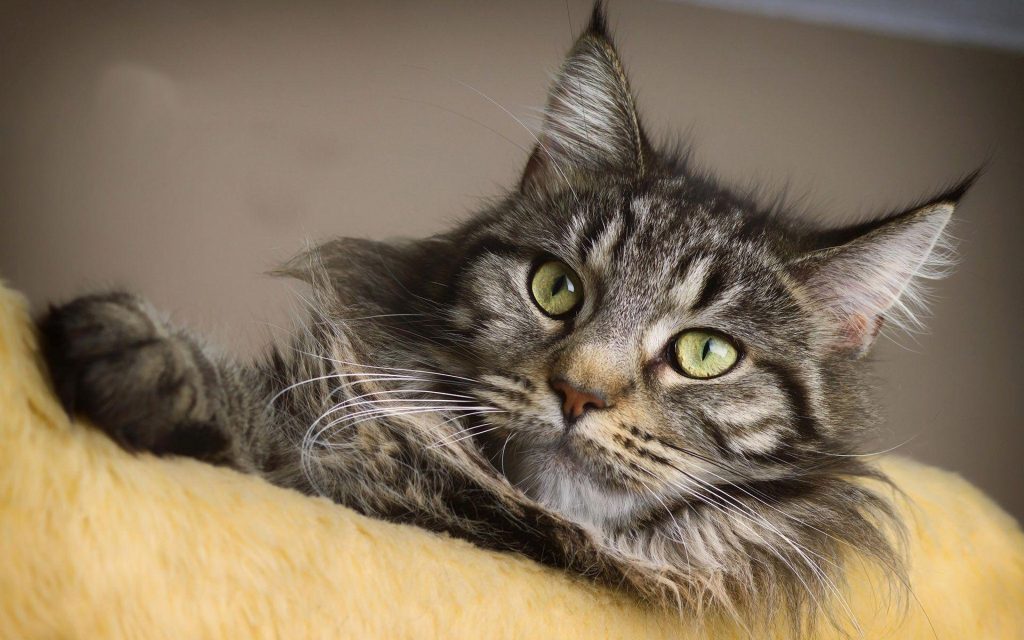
[1,1,1021,519]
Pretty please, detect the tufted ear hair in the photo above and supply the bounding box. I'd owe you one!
[790,176,976,357]
[520,3,653,193]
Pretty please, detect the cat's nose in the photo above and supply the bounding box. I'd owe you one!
[549,378,608,423]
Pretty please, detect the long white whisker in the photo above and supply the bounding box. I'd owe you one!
[314,404,502,444]
[429,421,504,449]
[692,460,924,635]
[317,404,501,436]
[499,433,516,478]
[657,472,824,627]
[271,372,472,405]
[677,470,861,635]
[308,406,471,462]
[300,398,496,473]
[332,393,478,410]
[318,407,497,449]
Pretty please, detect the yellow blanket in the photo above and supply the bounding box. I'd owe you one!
[1,281,1021,639]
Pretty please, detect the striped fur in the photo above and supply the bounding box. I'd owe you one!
[38,5,974,636]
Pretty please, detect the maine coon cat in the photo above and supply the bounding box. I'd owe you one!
[39,5,972,633]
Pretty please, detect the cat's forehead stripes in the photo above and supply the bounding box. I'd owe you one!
[669,255,717,312]
[579,211,625,270]
[565,192,768,323]
[687,260,729,313]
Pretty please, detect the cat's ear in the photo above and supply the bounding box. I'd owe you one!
[520,3,652,193]
[275,236,456,310]
[791,177,975,357]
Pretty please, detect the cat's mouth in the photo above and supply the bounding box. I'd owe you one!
[550,427,639,493]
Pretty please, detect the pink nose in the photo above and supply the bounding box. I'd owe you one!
[550,379,607,422]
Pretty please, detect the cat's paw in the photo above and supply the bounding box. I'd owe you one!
[37,291,227,455]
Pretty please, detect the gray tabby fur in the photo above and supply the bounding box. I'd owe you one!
[38,5,973,636]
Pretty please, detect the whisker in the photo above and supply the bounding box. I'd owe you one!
[429,421,504,449]
[303,352,482,385]
[318,402,500,435]
[316,404,501,436]
[498,432,516,478]
[687,456,925,636]
[270,371,468,406]
[675,470,860,635]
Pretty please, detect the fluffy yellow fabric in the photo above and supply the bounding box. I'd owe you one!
[0,281,1021,639]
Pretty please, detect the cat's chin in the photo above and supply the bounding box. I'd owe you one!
[542,459,644,532]
[505,440,645,533]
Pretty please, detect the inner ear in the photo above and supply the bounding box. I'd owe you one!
[790,175,975,357]
[520,4,652,193]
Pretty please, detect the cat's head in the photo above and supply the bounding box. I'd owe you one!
[307,6,970,535]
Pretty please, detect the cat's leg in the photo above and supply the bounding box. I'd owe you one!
[38,291,271,470]
[37,293,677,605]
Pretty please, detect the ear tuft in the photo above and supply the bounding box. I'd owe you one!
[587,1,610,38]
[928,168,982,206]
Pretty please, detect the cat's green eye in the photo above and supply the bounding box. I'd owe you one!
[530,259,583,318]
[672,330,739,379]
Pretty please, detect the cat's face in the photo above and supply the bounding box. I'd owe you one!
[324,9,962,534]
[425,15,960,531]
[449,183,825,529]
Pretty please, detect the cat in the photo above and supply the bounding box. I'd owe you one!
[39,4,973,634]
